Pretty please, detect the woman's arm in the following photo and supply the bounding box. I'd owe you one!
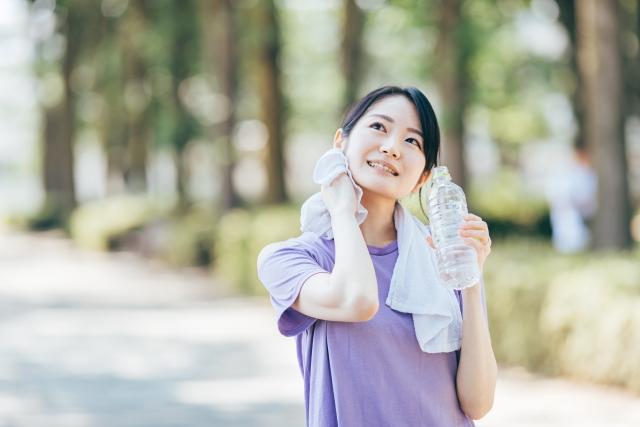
[427,213,497,419]
[455,213,497,419]
[456,282,497,419]
[290,173,379,322]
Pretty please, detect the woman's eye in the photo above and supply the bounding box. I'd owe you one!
[371,122,384,131]
[406,138,420,147]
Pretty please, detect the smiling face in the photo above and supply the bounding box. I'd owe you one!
[334,95,430,201]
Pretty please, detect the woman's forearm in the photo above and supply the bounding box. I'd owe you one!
[456,282,497,420]
[329,210,379,317]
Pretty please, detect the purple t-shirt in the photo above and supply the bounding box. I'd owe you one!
[258,231,481,427]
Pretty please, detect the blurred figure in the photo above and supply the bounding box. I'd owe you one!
[544,147,597,253]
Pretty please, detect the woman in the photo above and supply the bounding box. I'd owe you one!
[258,86,497,426]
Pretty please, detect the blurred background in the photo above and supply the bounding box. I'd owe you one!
[1,0,640,425]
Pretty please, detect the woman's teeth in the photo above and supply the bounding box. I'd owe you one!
[367,161,398,176]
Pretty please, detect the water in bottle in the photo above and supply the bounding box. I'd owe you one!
[427,166,480,289]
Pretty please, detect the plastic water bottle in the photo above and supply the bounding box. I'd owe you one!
[427,166,480,290]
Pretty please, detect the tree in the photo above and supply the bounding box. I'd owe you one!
[169,0,201,208]
[435,0,468,190]
[341,0,365,110]
[121,0,152,193]
[39,0,88,227]
[202,0,241,211]
[575,0,631,249]
[99,18,128,195]
[555,0,584,148]
[254,0,287,204]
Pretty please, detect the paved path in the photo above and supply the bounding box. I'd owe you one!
[1,230,639,426]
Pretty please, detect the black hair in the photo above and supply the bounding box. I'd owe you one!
[341,86,440,172]
[340,86,441,216]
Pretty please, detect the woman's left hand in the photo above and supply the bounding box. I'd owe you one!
[426,213,492,273]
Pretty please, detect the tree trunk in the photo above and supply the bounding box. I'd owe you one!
[170,0,200,209]
[42,5,80,224]
[576,0,631,250]
[255,0,287,204]
[123,0,150,193]
[435,0,467,191]
[632,0,640,102]
[42,97,75,222]
[341,0,365,110]
[203,0,240,211]
[555,0,587,148]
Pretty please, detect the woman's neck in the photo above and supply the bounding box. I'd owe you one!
[359,191,397,247]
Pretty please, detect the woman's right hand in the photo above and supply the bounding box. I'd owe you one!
[320,172,357,218]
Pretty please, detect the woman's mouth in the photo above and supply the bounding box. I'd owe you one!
[367,161,398,176]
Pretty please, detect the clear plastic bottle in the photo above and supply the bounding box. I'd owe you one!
[427,166,480,290]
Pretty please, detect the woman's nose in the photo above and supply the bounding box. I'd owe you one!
[380,139,400,158]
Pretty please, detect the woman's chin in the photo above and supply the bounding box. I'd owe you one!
[352,172,408,200]
[358,182,406,202]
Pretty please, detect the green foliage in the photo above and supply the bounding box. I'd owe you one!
[278,6,344,134]
[489,105,546,145]
[213,204,302,294]
[468,168,549,228]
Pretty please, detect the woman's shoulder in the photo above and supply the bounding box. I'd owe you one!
[257,232,333,270]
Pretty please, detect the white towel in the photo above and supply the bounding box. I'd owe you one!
[300,149,368,240]
[300,148,463,353]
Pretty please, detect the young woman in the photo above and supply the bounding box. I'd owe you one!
[258,86,497,426]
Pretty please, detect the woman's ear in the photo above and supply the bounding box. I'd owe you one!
[334,128,346,151]
[411,170,432,194]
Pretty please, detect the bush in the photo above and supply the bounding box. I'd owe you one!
[162,207,218,268]
[541,256,640,392]
[485,239,640,393]
[69,195,163,251]
[213,204,302,294]
[483,238,583,373]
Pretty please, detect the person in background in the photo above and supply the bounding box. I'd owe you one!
[544,146,597,253]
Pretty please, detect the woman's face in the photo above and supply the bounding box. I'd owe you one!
[334,95,430,201]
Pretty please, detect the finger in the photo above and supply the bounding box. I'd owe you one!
[460,220,488,231]
[458,229,490,244]
[463,237,484,253]
[426,235,436,249]
[463,213,482,221]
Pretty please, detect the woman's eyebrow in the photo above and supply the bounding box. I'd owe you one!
[369,114,423,137]
[408,127,423,137]
[369,113,394,122]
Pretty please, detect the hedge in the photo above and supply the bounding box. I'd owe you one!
[484,240,640,393]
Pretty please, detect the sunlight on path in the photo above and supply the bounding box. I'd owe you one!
[477,368,640,427]
[0,230,304,426]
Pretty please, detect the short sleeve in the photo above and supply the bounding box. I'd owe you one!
[258,241,328,337]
